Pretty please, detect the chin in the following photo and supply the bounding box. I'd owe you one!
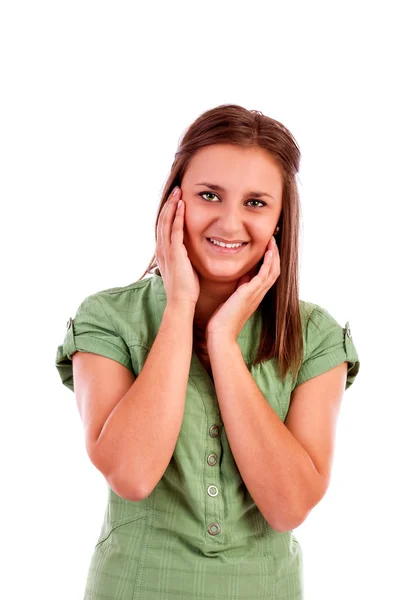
[188,241,263,281]
[195,259,255,282]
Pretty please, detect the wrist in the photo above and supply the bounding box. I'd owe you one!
[165,301,196,319]
[207,333,238,353]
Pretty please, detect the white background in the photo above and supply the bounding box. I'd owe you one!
[1,1,399,598]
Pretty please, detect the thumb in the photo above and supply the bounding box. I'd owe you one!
[236,273,251,289]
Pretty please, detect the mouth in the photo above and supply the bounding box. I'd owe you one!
[205,238,248,255]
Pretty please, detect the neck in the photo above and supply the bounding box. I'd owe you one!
[193,277,238,332]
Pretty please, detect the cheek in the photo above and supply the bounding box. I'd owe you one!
[181,211,198,249]
[252,225,273,247]
[182,208,204,239]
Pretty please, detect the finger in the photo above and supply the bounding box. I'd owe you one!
[157,190,174,246]
[261,239,279,279]
[171,199,184,246]
[156,197,169,251]
[256,246,274,280]
[165,188,181,246]
[157,187,180,254]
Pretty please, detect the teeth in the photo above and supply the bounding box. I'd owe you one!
[209,238,243,248]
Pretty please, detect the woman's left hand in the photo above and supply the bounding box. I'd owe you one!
[206,235,280,343]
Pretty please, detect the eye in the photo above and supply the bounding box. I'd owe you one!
[200,192,219,202]
[247,199,266,208]
[198,192,267,208]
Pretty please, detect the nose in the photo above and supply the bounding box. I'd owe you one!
[216,204,246,237]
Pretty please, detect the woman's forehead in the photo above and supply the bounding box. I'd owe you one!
[182,145,283,197]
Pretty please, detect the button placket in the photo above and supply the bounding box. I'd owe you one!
[207,422,222,536]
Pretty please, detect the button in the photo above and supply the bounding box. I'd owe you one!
[207,485,219,497]
[209,424,220,438]
[344,321,352,338]
[66,317,73,330]
[207,453,218,466]
[207,523,221,536]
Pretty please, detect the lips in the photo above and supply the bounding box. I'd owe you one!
[208,236,248,244]
[205,238,248,254]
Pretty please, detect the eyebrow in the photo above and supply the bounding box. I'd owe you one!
[195,182,274,199]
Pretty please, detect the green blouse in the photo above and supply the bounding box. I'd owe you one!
[55,273,360,600]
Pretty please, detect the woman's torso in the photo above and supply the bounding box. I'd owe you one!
[57,274,349,599]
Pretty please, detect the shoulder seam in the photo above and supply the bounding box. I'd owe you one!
[96,278,151,296]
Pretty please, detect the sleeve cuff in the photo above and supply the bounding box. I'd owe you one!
[295,321,360,391]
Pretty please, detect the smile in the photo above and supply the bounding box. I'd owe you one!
[205,238,248,254]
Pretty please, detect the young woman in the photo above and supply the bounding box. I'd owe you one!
[55,104,360,599]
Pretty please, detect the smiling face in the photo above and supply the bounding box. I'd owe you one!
[180,143,283,284]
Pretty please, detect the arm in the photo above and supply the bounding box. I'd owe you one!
[207,337,347,532]
[74,301,195,501]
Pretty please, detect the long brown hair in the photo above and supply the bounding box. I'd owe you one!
[138,104,304,382]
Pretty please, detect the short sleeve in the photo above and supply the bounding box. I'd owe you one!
[55,294,132,393]
[295,305,360,391]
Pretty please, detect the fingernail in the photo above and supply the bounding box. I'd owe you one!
[172,186,179,196]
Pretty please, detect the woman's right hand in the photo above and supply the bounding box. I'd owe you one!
[156,186,200,308]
